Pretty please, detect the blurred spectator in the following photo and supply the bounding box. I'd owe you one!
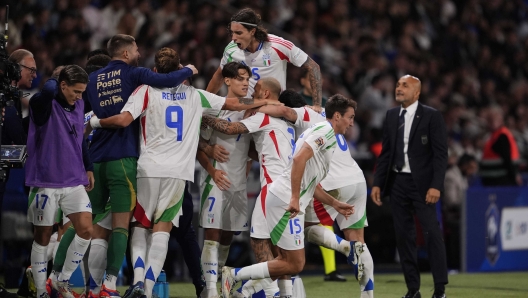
[480,106,521,186]
[443,154,478,269]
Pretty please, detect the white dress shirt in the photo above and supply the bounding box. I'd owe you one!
[394,100,419,173]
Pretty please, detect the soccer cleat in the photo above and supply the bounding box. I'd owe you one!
[38,293,51,298]
[55,281,76,298]
[87,291,99,298]
[98,285,121,298]
[122,282,144,298]
[26,266,37,298]
[75,290,86,298]
[220,267,236,298]
[46,278,59,298]
[346,241,364,280]
[230,292,246,298]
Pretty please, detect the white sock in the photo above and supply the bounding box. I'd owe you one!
[58,234,91,281]
[305,225,350,256]
[241,278,273,296]
[144,232,170,298]
[218,244,230,269]
[231,262,270,281]
[201,240,219,292]
[264,279,279,297]
[31,241,48,297]
[131,227,149,284]
[278,279,292,297]
[47,233,58,261]
[103,274,117,291]
[360,244,374,298]
[88,239,107,294]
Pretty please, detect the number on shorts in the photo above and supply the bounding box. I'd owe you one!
[165,106,184,141]
[288,218,302,234]
[208,197,216,212]
[36,194,49,209]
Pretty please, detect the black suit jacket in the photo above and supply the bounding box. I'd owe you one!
[373,102,448,200]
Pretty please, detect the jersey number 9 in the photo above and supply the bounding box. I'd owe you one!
[165,106,184,141]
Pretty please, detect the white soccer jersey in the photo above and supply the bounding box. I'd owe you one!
[240,112,295,186]
[220,34,308,96]
[269,121,337,213]
[293,107,366,190]
[200,110,251,191]
[122,85,225,180]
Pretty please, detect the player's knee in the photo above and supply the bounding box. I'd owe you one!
[76,224,93,240]
[34,226,53,246]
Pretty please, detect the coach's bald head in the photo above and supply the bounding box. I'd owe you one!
[395,74,421,108]
[253,77,281,100]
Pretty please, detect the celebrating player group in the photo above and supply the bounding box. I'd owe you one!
[26,8,374,298]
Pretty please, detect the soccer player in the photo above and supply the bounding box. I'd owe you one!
[84,34,197,297]
[26,65,94,298]
[219,94,357,298]
[254,90,375,298]
[196,61,253,298]
[206,8,324,112]
[201,77,296,297]
[89,47,277,298]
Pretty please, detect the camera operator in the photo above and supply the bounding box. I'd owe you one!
[0,51,32,296]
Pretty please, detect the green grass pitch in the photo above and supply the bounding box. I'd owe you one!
[108,271,528,298]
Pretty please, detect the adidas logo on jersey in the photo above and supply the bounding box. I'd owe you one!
[206,270,217,275]
[86,202,92,208]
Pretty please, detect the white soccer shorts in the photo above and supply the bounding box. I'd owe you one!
[304,182,368,230]
[266,191,305,250]
[27,185,92,226]
[133,178,186,228]
[250,185,271,239]
[199,183,249,231]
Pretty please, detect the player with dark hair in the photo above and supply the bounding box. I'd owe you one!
[89,47,277,298]
[220,95,357,298]
[206,8,324,113]
[26,65,94,298]
[196,61,254,298]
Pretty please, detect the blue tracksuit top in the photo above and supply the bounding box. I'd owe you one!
[86,60,192,163]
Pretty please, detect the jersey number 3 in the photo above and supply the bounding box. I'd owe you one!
[165,106,183,141]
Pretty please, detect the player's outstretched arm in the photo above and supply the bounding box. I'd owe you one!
[223,97,281,111]
[90,112,134,129]
[288,143,314,218]
[301,57,323,112]
[314,185,354,219]
[206,67,224,94]
[256,105,298,122]
[201,115,249,135]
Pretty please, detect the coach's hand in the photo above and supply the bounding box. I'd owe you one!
[287,198,301,219]
[212,144,229,162]
[425,188,440,204]
[371,186,382,206]
[85,171,95,191]
[333,200,354,219]
[213,169,231,191]
[185,64,198,75]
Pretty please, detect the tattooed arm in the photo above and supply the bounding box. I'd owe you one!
[201,115,249,135]
[301,57,322,112]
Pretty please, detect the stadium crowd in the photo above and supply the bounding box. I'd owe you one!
[5,0,528,182]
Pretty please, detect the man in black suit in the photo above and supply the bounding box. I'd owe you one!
[371,75,448,298]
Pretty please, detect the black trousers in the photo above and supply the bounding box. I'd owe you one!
[390,173,448,290]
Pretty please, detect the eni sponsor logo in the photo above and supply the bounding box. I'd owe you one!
[162,92,186,101]
[97,69,124,106]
